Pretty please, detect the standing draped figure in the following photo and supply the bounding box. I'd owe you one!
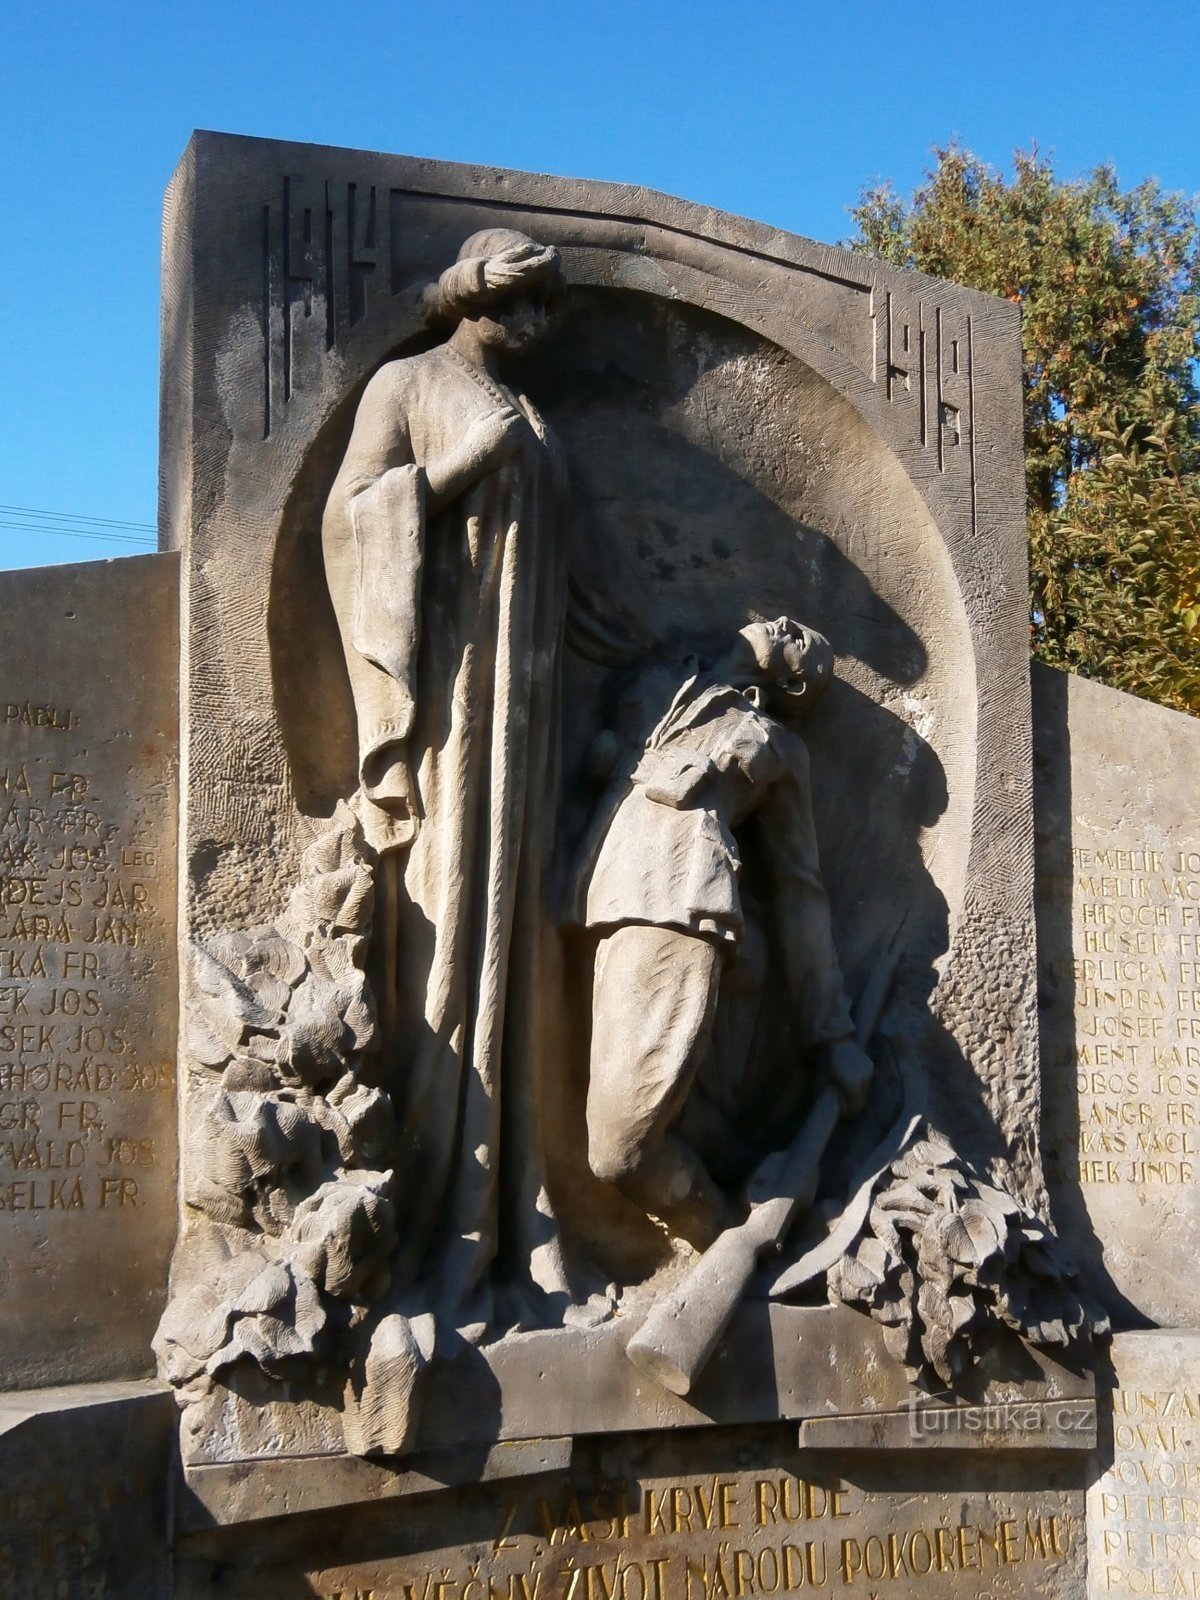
[322,230,571,1338]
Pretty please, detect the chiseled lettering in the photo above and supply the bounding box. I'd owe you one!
[3,703,77,732]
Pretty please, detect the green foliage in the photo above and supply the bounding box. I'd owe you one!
[850,146,1200,715]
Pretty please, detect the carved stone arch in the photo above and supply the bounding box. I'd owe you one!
[166,135,1037,1228]
[151,135,1098,1497]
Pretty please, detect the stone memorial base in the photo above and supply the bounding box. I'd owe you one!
[177,1304,1095,1492]
[175,1420,1090,1600]
[1088,1333,1200,1600]
[0,1378,174,1598]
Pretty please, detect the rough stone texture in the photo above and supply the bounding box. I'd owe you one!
[174,1418,1088,1599]
[1034,663,1200,1328]
[1088,1332,1200,1600]
[798,1398,1096,1451]
[0,1378,175,1597]
[161,131,1036,1209]
[0,554,179,1387]
[157,135,1052,1468]
[180,1435,575,1530]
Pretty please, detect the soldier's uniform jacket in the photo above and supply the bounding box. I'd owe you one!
[569,666,819,951]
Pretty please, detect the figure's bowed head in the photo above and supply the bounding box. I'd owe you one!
[421,229,565,484]
[426,228,565,361]
[720,617,834,716]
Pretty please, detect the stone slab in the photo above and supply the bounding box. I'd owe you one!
[163,129,1040,1228]
[1034,663,1200,1327]
[159,131,1067,1488]
[0,1378,175,1598]
[180,1436,574,1530]
[180,1304,1094,1487]
[0,554,179,1387]
[174,1418,1088,1599]
[1088,1332,1200,1600]
[798,1398,1097,1452]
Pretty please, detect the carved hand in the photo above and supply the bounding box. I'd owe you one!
[819,1039,874,1116]
[640,751,714,808]
[462,404,526,469]
[425,406,525,510]
[481,241,557,291]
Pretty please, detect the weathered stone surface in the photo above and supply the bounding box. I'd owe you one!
[1035,663,1200,1327]
[0,1378,174,1598]
[797,1397,1097,1452]
[177,1304,1093,1499]
[175,1419,1088,1599]
[158,133,1067,1472]
[1088,1332,1200,1600]
[163,136,1036,1211]
[0,554,179,1387]
[0,134,1142,1600]
[180,1435,575,1529]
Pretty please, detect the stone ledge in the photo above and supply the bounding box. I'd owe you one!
[0,1377,176,1599]
[179,1305,1096,1522]
[797,1398,1098,1452]
[180,1435,573,1529]
[0,1376,172,1430]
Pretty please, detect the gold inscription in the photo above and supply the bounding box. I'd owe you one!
[2,702,78,733]
[1055,841,1200,1189]
[311,1470,1074,1599]
[1095,1385,1200,1596]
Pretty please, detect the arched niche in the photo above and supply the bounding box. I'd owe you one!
[269,286,975,1001]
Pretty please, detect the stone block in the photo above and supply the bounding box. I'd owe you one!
[1035,663,1200,1327]
[157,134,1070,1485]
[1088,1332,1200,1600]
[0,555,179,1387]
[178,1304,1094,1518]
[175,1419,1088,1598]
[0,1378,175,1598]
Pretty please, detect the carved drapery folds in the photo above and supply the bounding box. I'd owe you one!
[161,199,1107,1464]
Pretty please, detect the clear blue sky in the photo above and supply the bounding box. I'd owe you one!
[1,0,1197,570]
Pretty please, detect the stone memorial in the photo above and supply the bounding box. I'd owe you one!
[0,555,179,1388]
[1087,1333,1200,1600]
[0,130,1194,1599]
[1035,665,1200,1329]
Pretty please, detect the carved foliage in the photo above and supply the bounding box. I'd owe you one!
[827,1123,1109,1389]
[154,803,397,1397]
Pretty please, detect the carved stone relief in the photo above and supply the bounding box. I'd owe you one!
[155,166,1105,1468]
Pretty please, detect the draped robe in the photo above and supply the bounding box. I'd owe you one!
[322,343,571,1332]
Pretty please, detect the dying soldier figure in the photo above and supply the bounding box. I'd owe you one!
[569,617,873,1249]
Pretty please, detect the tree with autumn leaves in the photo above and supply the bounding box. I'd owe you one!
[851,147,1200,715]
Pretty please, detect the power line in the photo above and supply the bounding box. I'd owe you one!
[0,501,157,549]
[0,519,155,548]
[0,503,156,533]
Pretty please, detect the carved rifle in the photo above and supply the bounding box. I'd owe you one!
[624,928,904,1396]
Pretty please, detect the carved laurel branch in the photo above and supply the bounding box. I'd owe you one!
[826,1123,1111,1390]
[154,802,399,1402]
